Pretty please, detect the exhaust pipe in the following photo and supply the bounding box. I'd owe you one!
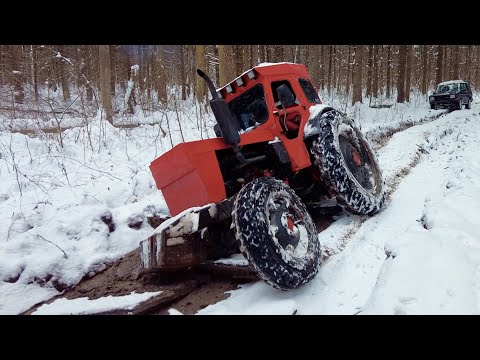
[197,69,219,99]
[196,69,240,148]
[196,69,265,165]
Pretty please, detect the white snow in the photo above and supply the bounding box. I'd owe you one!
[214,253,249,266]
[168,308,184,315]
[0,104,217,314]
[32,291,162,315]
[0,282,59,315]
[2,82,480,315]
[268,136,281,144]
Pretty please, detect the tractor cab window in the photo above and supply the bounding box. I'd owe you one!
[299,78,321,104]
[271,80,298,108]
[228,84,269,131]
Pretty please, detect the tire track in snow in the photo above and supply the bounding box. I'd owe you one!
[318,110,452,263]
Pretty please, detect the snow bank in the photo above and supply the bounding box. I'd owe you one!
[360,115,480,314]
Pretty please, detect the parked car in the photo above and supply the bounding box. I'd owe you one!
[429,80,472,110]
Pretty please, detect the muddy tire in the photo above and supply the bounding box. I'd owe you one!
[310,109,385,215]
[233,177,320,290]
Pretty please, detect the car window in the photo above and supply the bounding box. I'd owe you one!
[460,83,467,91]
[436,83,459,93]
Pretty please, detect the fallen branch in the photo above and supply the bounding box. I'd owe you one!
[33,233,68,259]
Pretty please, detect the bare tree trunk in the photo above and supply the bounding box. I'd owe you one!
[233,45,243,75]
[308,45,320,88]
[57,45,70,101]
[274,45,284,63]
[436,45,443,85]
[386,45,391,98]
[259,45,266,63]
[12,46,24,104]
[180,45,186,100]
[378,45,384,95]
[372,45,379,98]
[345,45,352,96]
[366,45,373,98]
[465,45,471,81]
[99,45,113,123]
[251,45,259,67]
[110,45,116,96]
[476,46,480,90]
[31,45,38,102]
[331,46,337,92]
[351,45,363,105]
[453,45,459,79]
[157,49,167,106]
[397,45,407,103]
[421,45,428,94]
[405,45,412,102]
[243,45,250,71]
[320,45,325,90]
[195,45,206,102]
[218,45,230,86]
[85,47,93,102]
[327,45,333,94]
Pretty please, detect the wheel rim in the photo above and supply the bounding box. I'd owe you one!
[268,194,306,253]
[338,133,376,191]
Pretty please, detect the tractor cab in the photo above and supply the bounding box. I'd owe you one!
[215,63,322,140]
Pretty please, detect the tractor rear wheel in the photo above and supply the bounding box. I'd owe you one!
[310,109,385,215]
[233,177,320,290]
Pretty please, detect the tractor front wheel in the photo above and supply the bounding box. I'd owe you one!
[233,177,321,290]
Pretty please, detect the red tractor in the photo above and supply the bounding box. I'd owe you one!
[140,63,385,290]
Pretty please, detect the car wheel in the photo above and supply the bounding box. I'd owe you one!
[466,99,472,109]
[430,103,436,110]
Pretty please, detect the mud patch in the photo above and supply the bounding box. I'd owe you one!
[22,248,250,315]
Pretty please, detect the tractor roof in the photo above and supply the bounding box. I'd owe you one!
[216,62,309,96]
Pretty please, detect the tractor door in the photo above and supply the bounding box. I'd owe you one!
[271,80,303,139]
[269,79,312,171]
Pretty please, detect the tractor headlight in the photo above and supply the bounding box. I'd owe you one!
[450,94,456,99]
[429,96,434,101]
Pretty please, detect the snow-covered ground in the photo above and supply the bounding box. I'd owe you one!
[199,107,480,315]
[0,95,477,314]
[32,291,162,315]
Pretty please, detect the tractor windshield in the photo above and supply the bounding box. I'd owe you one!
[228,84,269,131]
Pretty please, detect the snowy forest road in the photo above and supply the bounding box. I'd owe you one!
[23,106,480,315]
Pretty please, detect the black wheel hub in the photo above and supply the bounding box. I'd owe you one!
[339,134,375,190]
[268,199,304,250]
